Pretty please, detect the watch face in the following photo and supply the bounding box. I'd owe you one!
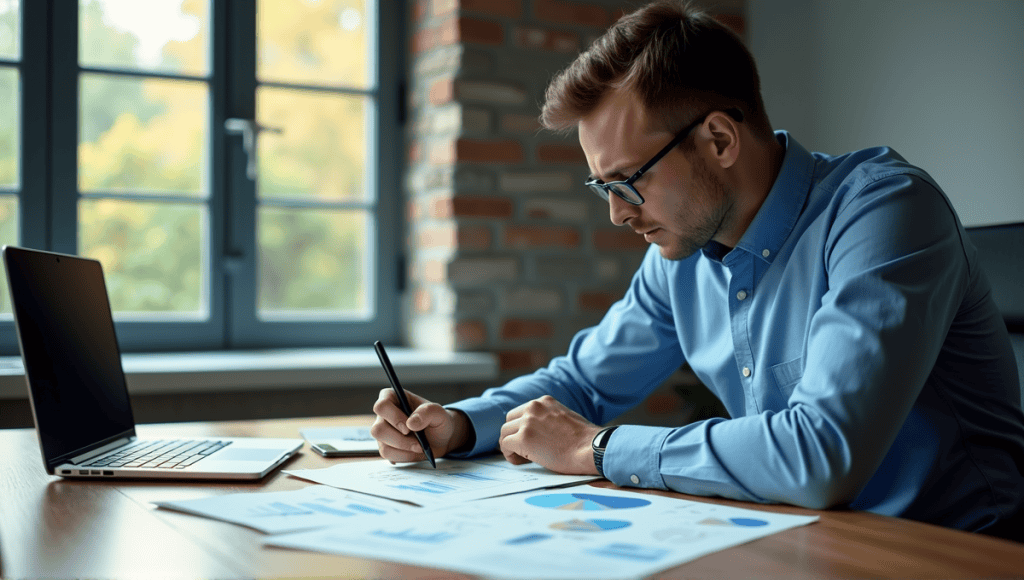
[593,427,614,450]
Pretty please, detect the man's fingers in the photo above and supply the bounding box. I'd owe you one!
[372,388,411,435]
[406,402,447,432]
[377,440,427,464]
[369,416,421,452]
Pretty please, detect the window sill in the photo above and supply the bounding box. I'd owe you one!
[0,347,499,400]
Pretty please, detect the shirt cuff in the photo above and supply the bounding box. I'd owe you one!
[601,424,670,489]
[443,398,509,458]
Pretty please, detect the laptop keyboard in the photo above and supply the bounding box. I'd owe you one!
[84,439,232,469]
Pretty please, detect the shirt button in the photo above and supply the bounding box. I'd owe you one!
[762,249,771,258]
[742,367,752,377]
[630,474,640,485]
[737,290,748,301]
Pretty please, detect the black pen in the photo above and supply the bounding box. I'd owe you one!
[373,341,436,468]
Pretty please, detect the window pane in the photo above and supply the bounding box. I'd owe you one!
[0,196,18,314]
[257,88,367,202]
[258,207,369,317]
[79,0,209,76]
[80,74,207,195]
[257,0,370,88]
[79,199,205,315]
[0,0,18,60]
[0,67,16,187]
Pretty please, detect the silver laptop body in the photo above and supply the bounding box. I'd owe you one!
[3,245,302,480]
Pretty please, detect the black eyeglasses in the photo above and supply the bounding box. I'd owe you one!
[584,108,744,206]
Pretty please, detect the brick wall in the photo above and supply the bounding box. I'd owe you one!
[405,0,745,385]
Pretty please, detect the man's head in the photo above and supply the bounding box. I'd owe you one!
[540,0,770,138]
[541,1,777,260]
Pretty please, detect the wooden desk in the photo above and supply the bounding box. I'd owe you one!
[2,416,1022,579]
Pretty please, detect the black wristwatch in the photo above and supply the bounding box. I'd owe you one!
[592,426,618,478]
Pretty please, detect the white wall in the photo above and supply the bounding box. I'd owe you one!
[748,0,1024,227]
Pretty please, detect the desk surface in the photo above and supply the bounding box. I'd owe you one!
[2,416,1023,579]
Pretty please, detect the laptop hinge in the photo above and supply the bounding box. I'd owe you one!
[68,437,133,465]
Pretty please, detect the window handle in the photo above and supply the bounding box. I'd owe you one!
[224,118,283,180]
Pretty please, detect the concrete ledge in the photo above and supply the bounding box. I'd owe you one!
[0,347,500,400]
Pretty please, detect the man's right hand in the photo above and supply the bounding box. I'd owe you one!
[370,389,472,464]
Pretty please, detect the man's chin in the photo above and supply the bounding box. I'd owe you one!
[656,242,699,261]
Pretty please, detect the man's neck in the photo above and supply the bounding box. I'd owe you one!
[715,134,786,248]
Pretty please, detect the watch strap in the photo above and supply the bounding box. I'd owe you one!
[592,425,618,478]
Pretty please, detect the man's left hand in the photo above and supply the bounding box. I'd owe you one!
[498,395,602,475]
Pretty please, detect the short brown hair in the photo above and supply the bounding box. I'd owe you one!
[540,0,772,139]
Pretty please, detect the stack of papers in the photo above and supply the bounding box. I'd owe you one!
[266,484,818,580]
[155,457,818,579]
[284,455,600,505]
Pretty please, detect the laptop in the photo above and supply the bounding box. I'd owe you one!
[3,245,303,480]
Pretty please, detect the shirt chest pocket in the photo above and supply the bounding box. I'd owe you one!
[761,356,804,411]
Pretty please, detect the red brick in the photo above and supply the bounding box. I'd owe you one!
[578,291,617,311]
[412,27,436,53]
[497,349,549,372]
[504,225,580,248]
[501,319,554,340]
[450,196,514,218]
[457,225,492,250]
[460,0,523,18]
[429,78,454,105]
[456,320,488,347]
[537,142,587,164]
[715,13,746,38]
[414,0,431,21]
[534,0,610,28]
[455,138,524,163]
[413,289,432,314]
[592,228,650,251]
[439,16,504,46]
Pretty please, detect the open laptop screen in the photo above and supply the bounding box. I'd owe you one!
[4,247,135,464]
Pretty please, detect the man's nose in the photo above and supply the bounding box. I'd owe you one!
[608,191,639,226]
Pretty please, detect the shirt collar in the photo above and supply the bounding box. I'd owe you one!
[702,130,815,265]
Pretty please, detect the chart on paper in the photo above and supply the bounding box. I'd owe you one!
[284,456,600,506]
[154,485,409,534]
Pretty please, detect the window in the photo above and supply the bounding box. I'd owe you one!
[0,0,403,353]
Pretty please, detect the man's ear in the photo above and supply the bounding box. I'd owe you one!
[703,111,740,169]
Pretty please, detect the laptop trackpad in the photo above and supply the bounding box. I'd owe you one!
[215,448,284,462]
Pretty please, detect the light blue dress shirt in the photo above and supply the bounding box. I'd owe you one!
[448,132,1024,533]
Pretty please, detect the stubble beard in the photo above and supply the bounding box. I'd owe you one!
[658,156,732,261]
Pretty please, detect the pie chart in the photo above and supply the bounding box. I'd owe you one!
[526,493,651,510]
[550,518,631,532]
[698,517,769,527]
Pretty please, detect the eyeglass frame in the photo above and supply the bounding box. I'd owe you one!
[584,107,744,206]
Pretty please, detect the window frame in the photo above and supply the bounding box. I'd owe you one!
[1,0,405,355]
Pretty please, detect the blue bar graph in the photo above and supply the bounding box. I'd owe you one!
[299,502,354,517]
[347,503,386,515]
[394,480,459,494]
[372,528,457,544]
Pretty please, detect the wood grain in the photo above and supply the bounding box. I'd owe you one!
[2,415,1022,579]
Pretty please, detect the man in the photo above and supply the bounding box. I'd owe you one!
[372,0,1024,539]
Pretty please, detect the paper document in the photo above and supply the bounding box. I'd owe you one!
[284,455,600,506]
[300,426,379,455]
[265,484,819,580]
[154,484,410,534]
